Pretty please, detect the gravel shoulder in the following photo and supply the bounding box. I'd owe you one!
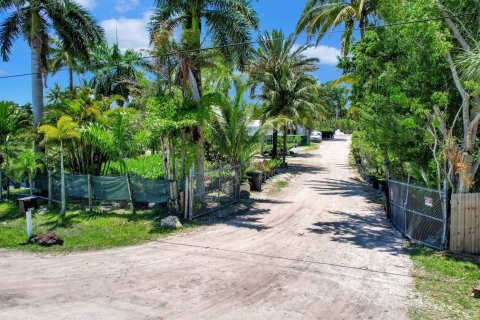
[0,136,413,319]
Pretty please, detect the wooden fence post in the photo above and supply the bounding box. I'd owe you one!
[450,193,480,254]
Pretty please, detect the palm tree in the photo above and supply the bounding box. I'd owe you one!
[48,38,85,96]
[208,81,261,199]
[89,43,146,105]
[296,0,380,55]
[149,0,259,198]
[0,101,27,199]
[262,67,323,165]
[14,148,42,195]
[0,0,104,127]
[249,30,319,159]
[38,116,80,215]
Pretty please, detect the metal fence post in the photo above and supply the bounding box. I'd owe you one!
[188,166,194,220]
[404,175,411,235]
[442,178,449,249]
[87,174,93,213]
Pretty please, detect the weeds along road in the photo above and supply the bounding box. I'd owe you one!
[0,136,413,320]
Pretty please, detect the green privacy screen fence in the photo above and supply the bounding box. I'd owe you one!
[34,174,172,204]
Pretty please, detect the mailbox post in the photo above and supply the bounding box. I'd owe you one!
[18,196,37,239]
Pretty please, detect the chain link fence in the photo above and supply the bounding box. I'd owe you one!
[388,179,448,249]
[186,164,242,219]
[30,173,172,211]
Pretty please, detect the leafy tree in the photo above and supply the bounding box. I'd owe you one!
[38,116,80,215]
[0,0,104,126]
[14,148,42,195]
[346,0,455,186]
[317,83,349,130]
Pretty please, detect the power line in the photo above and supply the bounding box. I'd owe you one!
[0,10,478,80]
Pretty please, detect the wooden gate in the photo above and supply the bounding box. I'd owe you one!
[450,193,480,253]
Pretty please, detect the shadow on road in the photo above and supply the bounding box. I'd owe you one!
[305,177,384,204]
[307,210,405,255]
[205,198,293,232]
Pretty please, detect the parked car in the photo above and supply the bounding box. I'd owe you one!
[310,131,322,143]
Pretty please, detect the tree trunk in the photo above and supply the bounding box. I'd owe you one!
[195,124,206,203]
[125,171,135,214]
[181,128,186,180]
[48,169,52,208]
[272,129,278,159]
[4,143,8,199]
[169,139,179,213]
[282,124,288,165]
[458,154,473,193]
[68,67,75,97]
[0,168,3,201]
[31,36,44,127]
[60,141,66,216]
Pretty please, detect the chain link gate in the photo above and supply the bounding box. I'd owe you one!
[185,164,242,219]
[388,179,448,249]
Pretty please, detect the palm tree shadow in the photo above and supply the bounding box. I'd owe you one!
[305,177,384,204]
[307,210,405,255]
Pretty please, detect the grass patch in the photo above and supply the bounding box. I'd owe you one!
[409,246,480,319]
[306,143,319,153]
[275,180,289,188]
[0,202,201,253]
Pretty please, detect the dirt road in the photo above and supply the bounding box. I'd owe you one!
[0,136,412,319]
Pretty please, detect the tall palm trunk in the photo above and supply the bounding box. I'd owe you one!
[272,129,278,159]
[60,141,66,215]
[68,66,75,96]
[31,36,44,127]
[282,124,288,165]
[48,169,52,207]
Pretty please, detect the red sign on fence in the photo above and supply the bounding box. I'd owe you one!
[424,197,433,207]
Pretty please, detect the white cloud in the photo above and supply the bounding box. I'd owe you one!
[293,44,341,65]
[100,14,150,50]
[0,69,8,77]
[74,0,97,9]
[114,0,140,13]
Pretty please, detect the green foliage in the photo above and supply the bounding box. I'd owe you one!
[409,246,480,319]
[108,154,165,179]
[347,1,454,180]
[0,202,201,252]
[13,148,42,182]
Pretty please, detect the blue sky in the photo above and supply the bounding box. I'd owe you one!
[0,0,344,105]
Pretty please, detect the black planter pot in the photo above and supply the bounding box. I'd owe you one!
[247,171,262,191]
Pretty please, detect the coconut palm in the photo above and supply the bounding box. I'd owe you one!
[0,0,104,126]
[296,0,380,55]
[208,81,261,199]
[0,101,28,199]
[149,0,259,198]
[89,43,146,105]
[262,67,323,165]
[38,116,80,215]
[48,38,85,96]
[14,148,42,195]
[249,30,319,159]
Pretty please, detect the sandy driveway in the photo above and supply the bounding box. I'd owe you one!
[0,136,412,319]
